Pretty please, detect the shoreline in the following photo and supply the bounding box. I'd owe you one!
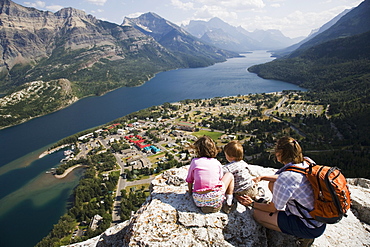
[39,144,71,159]
[54,164,88,179]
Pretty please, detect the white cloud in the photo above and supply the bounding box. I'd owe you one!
[126,12,145,18]
[270,3,281,8]
[84,0,107,6]
[193,5,238,20]
[171,0,265,15]
[91,9,104,14]
[23,1,45,8]
[220,0,265,9]
[46,5,63,12]
[240,6,343,37]
[171,0,194,10]
[23,1,62,12]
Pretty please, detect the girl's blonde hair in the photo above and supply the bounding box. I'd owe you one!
[274,136,304,164]
[191,135,219,158]
[223,140,243,161]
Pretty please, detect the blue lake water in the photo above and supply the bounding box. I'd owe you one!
[0,51,305,246]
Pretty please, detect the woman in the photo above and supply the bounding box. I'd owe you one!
[237,136,326,245]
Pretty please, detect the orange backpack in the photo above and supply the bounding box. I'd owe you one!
[286,158,351,226]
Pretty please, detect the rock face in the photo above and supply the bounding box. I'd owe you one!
[0,0,238,128]
[69,165,370,247]
[122,12,237,66]
[0,0,172,89]
[183,17,301,53]
[0,1,235,93]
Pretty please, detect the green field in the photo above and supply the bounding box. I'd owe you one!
[192,130,223,141]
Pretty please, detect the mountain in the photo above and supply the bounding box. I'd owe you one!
[249,31,370,90]
[248,1,370,146]
[183,17,301,52]
[249,29,301,50]
[122,13,238,68]
[67,166,370,247]
[288,0,370,57]
[0,1,236,93]
[0,1,178,93]
[272,8,352,57]
[0,1,236,128]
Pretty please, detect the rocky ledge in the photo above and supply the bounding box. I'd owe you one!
[68,165,370,247]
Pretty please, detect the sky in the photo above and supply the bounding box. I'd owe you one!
[12,0,364,38]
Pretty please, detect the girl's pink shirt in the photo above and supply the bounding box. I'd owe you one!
[186,157,224,192]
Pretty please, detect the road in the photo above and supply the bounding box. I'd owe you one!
[263,95,307,137]
[100,135,155,225]
[96,137,126,225]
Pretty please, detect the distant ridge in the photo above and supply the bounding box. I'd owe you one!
[248,0,370,146]
[272,8,352,57]
[183,17,302,52]
[0,1,236,93]
[123,12,238,67]
[288,0,370,57]
[0,1,237,128]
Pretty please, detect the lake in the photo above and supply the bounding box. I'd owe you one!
[0,51,305,246]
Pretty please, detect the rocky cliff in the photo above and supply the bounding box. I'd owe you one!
[0,0,238,128]
[67,165,370,247]
[122,12,238,66]
[0,0,235,94]
[0,0,177,90]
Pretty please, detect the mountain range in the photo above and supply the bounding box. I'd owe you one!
[0,0,242,94]
[182,17,303,52]
[0,0,369,129]
[122,12,235,67]
[0,0,238,128]
[287,0,370,58]
[248,0,370,146]
[272,8,352,57]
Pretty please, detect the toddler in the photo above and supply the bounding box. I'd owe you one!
[223,140,267,212]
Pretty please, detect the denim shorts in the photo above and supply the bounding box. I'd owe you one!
[277,211,326,239]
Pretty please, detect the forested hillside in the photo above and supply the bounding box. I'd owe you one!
[287,0,370,57]
[249,31,370,146]
[0,1,237,129]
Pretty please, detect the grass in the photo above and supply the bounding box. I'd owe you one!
[147,152,165,164]
[125,183,150,193]
[192,130,223,141]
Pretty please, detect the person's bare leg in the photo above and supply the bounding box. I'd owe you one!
[253,209,281,232]
[222,172,234,194]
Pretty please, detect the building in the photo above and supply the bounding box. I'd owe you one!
[78,133,94,141]
[143,145,161,154]
[117,129,125,135]
[89,214,103,231]
[176,121,196,132]
[125,135,151,149]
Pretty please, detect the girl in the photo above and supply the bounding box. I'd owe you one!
[186,135,234,213]
[237,136,326,246]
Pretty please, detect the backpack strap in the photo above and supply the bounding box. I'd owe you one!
[285,165,320,228]
[285,166,306,174]
[292,200,319,228]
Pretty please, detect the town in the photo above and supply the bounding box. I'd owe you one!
[40,91,329,244]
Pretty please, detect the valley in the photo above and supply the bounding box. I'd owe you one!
[37,91,334,245]
[0,0,369,246]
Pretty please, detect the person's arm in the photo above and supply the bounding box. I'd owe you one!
[237,195,277,213]
[187,182,193,194]
[253,175,278,183]
[186,160,195,194]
